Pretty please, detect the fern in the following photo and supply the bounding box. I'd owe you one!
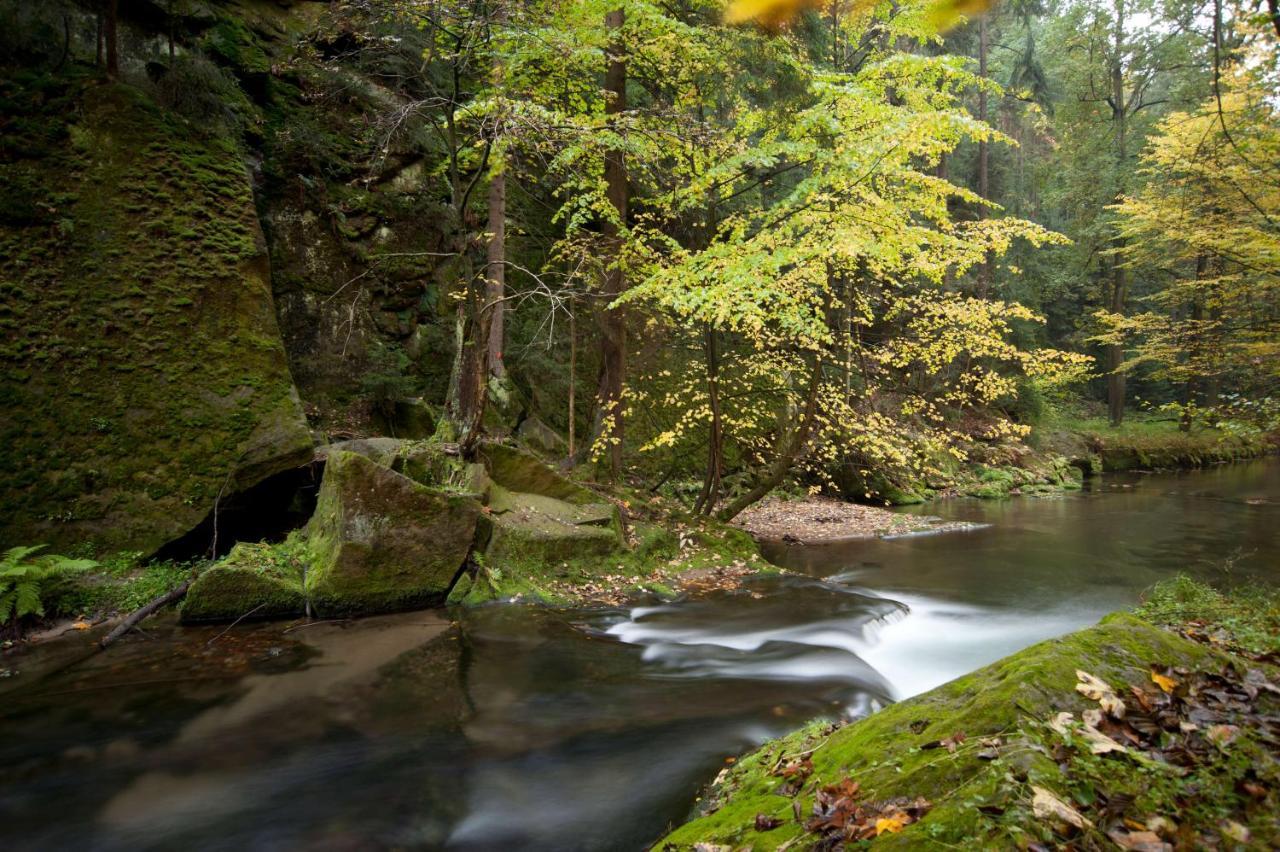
[0,545,96,627]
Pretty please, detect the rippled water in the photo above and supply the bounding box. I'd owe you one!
[2,460,1277,851]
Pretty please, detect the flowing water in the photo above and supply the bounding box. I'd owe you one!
[3,460,1278,851]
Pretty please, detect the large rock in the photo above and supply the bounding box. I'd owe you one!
[479,443,600,505]
[660,614,1223,849]
[481,489,623,569]
[182,450,482,621]
[516,415,568,458]
[304,450,480,614]
[0,81,312,554]
[181,541,307,622]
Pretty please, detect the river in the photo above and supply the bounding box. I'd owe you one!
[2,460,1276,851]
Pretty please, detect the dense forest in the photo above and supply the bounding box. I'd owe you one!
[1,0,1278,849]
[1,0,1276,542]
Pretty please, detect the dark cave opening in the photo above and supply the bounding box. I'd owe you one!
[151,461,324,563]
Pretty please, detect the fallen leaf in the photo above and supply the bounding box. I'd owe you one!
[72,621,91,630]
[1032,785,1093,830]
[1206,724,1239,747]
[1076,670,1126,717]
[874,814,906,835]
[1049,711,1075,736]
[754,813,783,831]
[1151,670,1178,693]
[1080,724,1129,755]
[1221,820,1251,843]
[1106,828,1173,851]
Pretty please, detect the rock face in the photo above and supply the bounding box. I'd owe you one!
[0,80,313,554]
[184,450,482,620]
[305,451,480,614]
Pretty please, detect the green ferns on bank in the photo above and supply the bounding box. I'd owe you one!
[0,545,95,627]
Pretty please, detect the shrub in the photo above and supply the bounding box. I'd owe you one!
[0,545,96,629]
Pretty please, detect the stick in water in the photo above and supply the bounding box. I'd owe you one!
[98,577,194,650]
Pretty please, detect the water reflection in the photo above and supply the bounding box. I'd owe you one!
[0,460,1275,851]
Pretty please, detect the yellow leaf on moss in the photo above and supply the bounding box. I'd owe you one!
[875,815,907,835]
[1151,671,1178,693]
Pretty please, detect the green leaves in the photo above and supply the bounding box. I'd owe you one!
[0,545,97,626]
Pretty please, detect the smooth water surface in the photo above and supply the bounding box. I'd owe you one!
[2,460,1277,851]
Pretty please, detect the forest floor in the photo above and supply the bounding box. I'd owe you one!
[733,496,982,544]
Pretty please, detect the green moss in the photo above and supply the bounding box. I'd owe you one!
[660,614,1222,850]
[1038,414,1268,473]
[1137,575,1280,657]
[181,541,306,622]
[0,76,311,554]
[302,451,480,615]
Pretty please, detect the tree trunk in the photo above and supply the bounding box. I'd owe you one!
[104,0,119,79]
[717,356,822,523]
[1107,0,1128,426]
[568,308,577,457]
[485,163,506,379]
[593,8,629,479]
[975,14,993,297]
[695,325,724,515]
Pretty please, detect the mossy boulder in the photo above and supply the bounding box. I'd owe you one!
[479,442,601,505]
[475,447,625,579]
[317,437,406,468]
[303,450,481,614]
[181,541,306,622]
[660,613,1221,850]
[516,415,568,458]
[387,397,438,439]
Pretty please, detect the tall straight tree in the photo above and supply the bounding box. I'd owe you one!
[1105,0,1129,425]
[594,7,629,479]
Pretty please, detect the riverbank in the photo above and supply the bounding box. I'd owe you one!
[1041,413,1274,474]
[733,496,983,544]
[658,578,1280,849]
[11,416,1272,638]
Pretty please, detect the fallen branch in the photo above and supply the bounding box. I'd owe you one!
[205,603,266,646]
[98,576,193,650]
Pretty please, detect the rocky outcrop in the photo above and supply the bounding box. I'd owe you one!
[304,450,480,614]
[183,450,481,620]
[477,443,624,564]
[0,79,313,555]
[180,541,307,622]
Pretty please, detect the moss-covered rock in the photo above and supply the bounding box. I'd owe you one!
[317,437,406,468]
[516,415,568,458]
[181,541,306,622]
[479,442,601,504]
[659,614,1222,850]
[303,450,480,614]
[0,77,312,554]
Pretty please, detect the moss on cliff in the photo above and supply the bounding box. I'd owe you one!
[0,71,312,554]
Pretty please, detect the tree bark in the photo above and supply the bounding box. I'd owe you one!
[593,8,629,479]
[694,325,724,515]
[104,0,119,79]
[1107,0,1128,426]
[975,14,993,297]
[485,165,506,379]
[568,308,577,456]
